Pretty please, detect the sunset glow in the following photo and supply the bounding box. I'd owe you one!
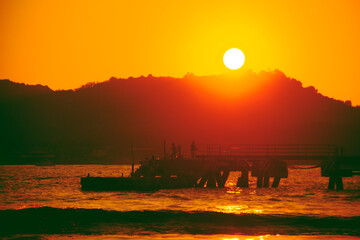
[1,1,360,239]
[1,1,360,104]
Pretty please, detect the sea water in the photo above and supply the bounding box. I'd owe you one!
[0,165,359,239]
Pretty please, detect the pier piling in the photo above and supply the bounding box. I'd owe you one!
[272,177,281,188]
[263,176,270,188]
[207,172,217,188]
[236,171,249,188]
[256,176,263,188]
[216,170,230,188]
[328,175,343,191]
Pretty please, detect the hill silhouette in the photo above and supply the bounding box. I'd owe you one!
[1,70,359,164]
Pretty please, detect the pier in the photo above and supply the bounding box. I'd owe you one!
[134,144,360,190]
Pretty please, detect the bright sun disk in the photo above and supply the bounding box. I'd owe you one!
[223,48,245,70]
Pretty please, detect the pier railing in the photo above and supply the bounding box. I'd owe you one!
[197,144,338,158]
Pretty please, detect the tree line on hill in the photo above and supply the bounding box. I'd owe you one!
[0,70,359,164]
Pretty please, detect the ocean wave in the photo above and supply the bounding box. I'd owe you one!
[0,207,359,236]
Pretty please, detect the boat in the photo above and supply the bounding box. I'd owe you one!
[80,152,198,191]
[80,175,196,191]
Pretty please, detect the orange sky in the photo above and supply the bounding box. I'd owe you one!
[1,0,360,105]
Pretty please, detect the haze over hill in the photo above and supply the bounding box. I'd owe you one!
[1,70,359,164]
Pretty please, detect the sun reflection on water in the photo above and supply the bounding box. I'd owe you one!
[223,234,272,240]
[214,205,263,214]
[226,189,242,194]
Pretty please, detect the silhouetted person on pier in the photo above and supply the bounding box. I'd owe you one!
[171,142,177,160]
[191,141,197,159]
[177,145,182,159]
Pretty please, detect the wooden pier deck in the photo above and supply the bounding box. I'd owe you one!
[135,144,360,190]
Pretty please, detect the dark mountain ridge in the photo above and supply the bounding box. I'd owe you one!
[1,70,359,164]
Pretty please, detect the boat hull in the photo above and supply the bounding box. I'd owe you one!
[80,176,196,191]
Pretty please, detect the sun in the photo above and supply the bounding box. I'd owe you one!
[223,48,245,70]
